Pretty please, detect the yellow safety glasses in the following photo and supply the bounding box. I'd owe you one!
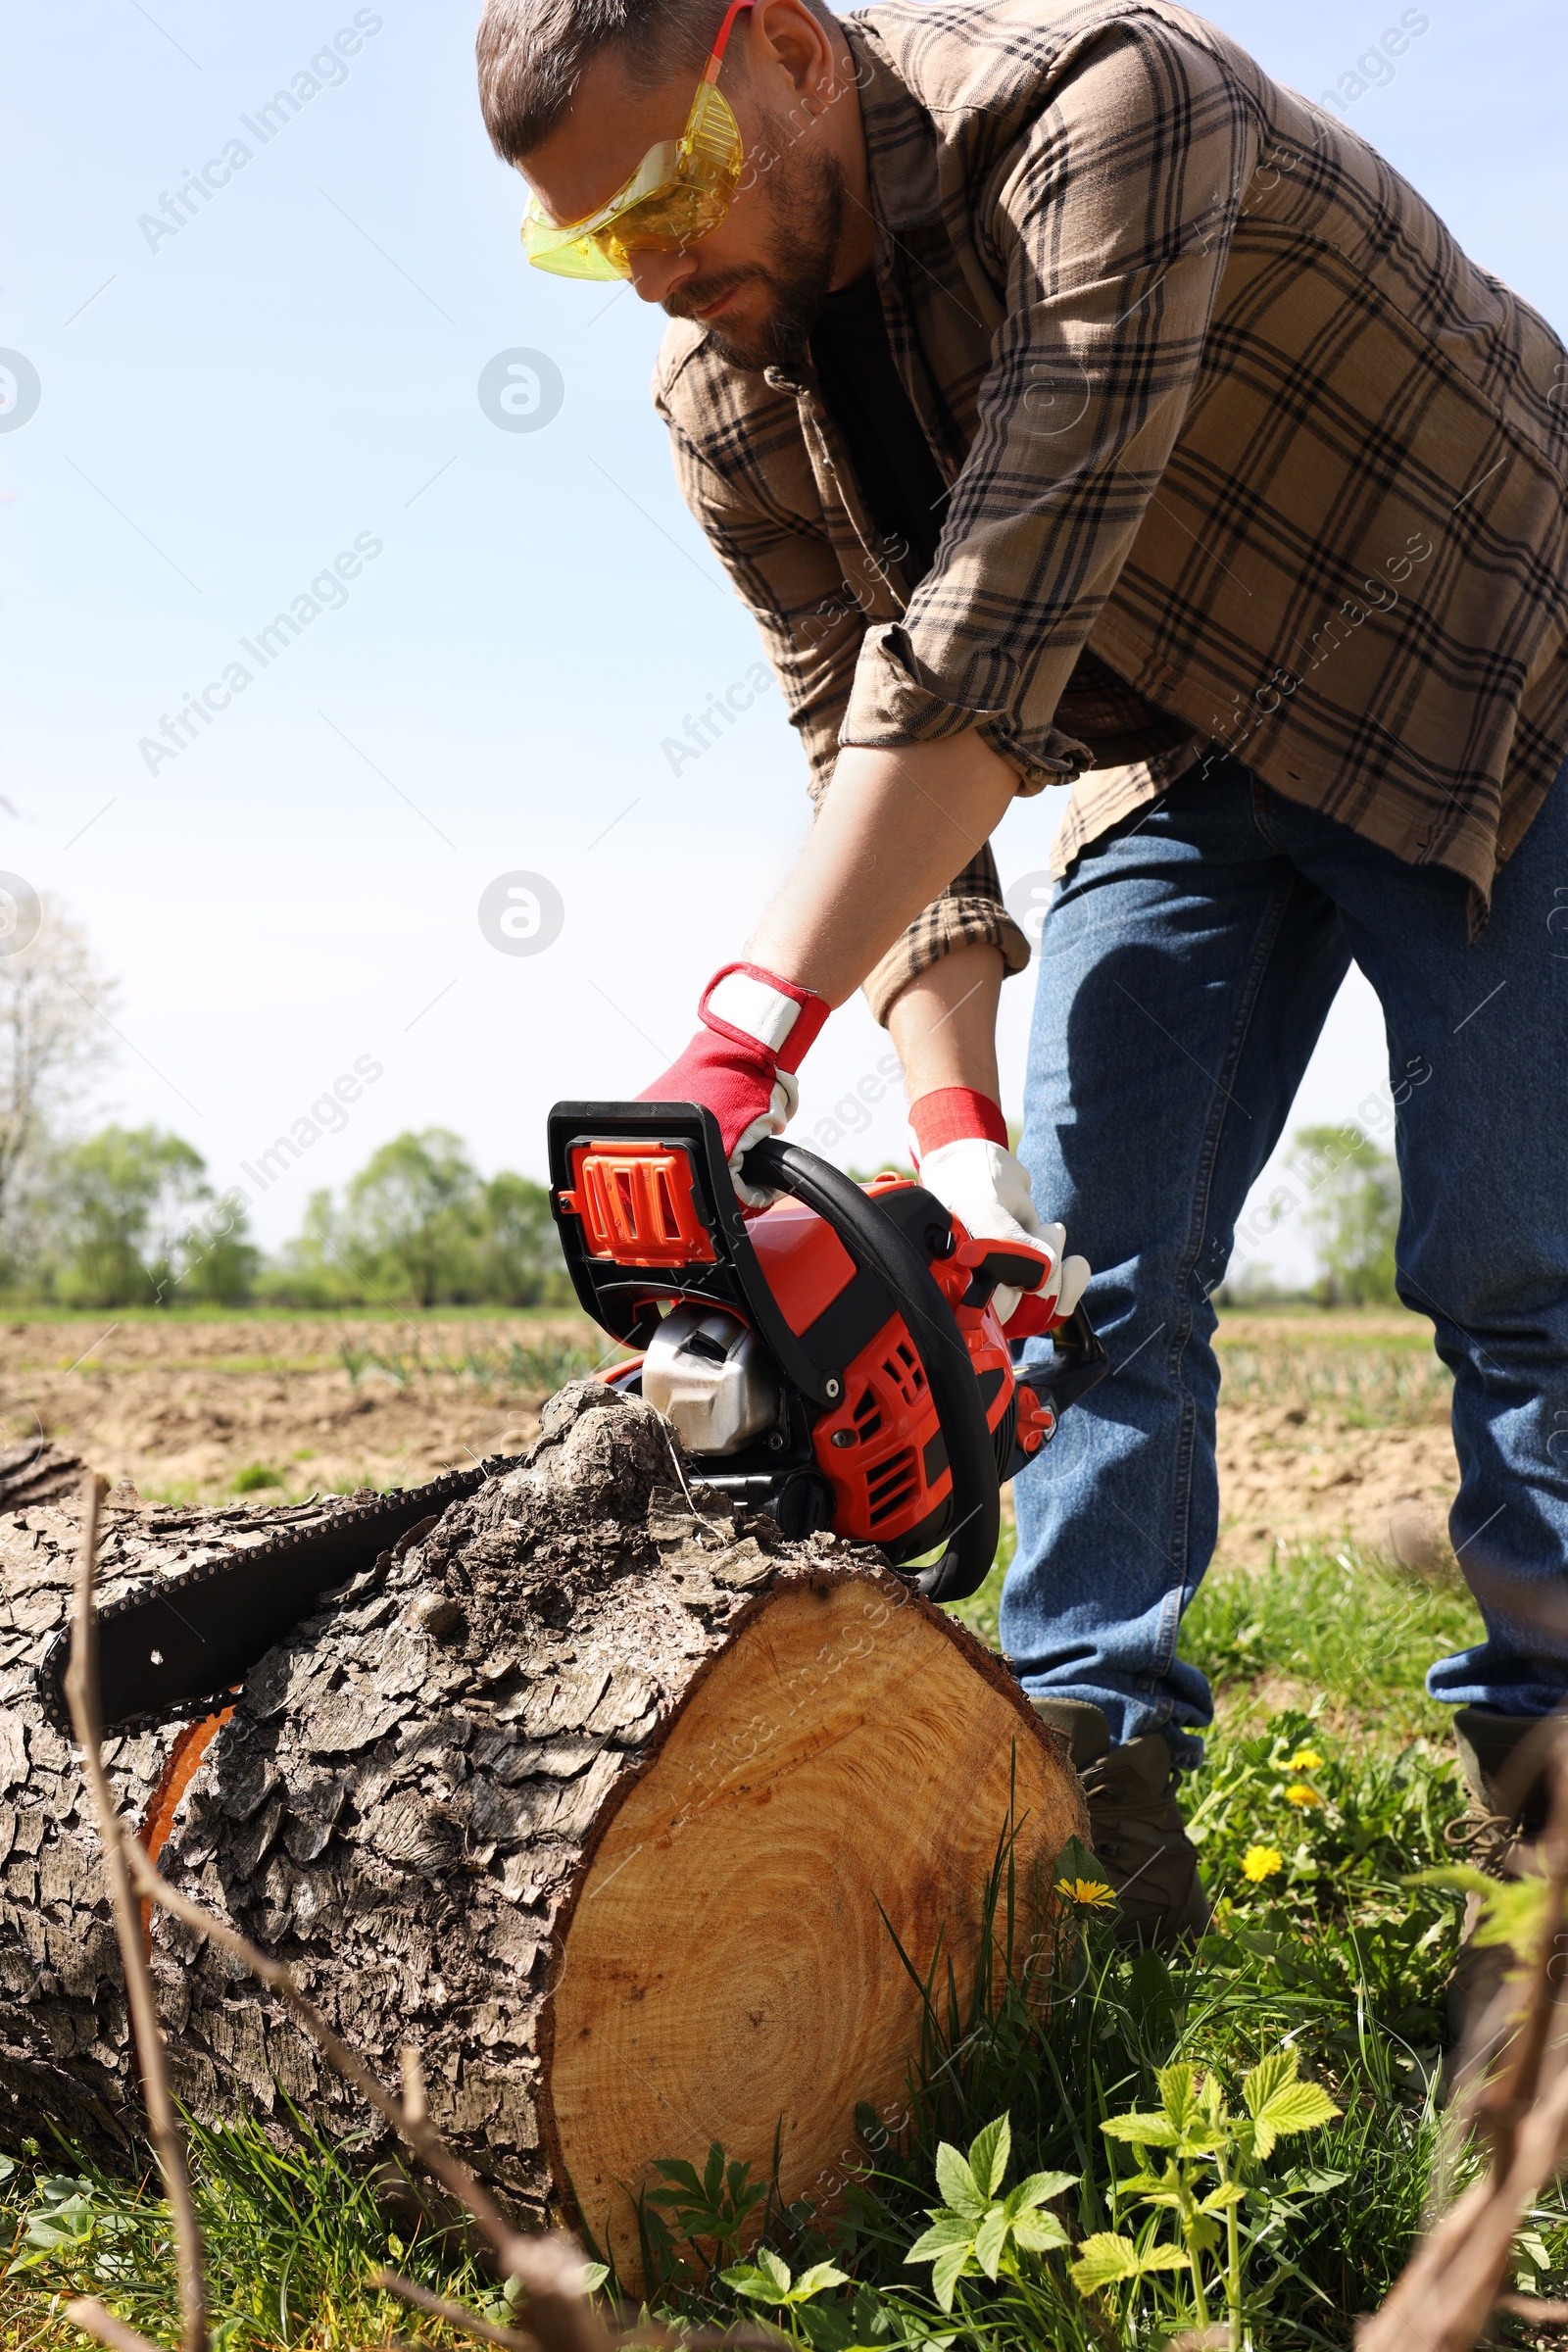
[522,0,753,280]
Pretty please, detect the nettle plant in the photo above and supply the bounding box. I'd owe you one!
[1071,2053,1341,2346]
[903,2113,1074,2312]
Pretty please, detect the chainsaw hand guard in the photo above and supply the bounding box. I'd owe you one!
[548,1102,1107,1606]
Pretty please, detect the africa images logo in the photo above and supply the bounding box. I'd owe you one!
[477,872,565,956]
[477,350,564,434]
[0,353,41,433]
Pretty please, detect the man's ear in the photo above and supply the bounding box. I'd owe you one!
[747,0,839,106]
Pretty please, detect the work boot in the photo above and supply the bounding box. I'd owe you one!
[1443,1707,1559,2086]
[1032,1698,1210,1945]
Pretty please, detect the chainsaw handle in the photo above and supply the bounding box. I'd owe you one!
[741,1137,1000,1606]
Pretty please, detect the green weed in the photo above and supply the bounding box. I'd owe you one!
[230,1464,284,1494]
[333,1328,599,1397]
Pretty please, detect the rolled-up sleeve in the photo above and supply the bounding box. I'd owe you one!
[841,21,1256,777]
[862,840,1031,1025]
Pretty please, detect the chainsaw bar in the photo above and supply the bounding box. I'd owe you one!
[36,1455,521,1740]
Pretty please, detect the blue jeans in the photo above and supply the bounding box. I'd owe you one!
[1007,753,1568,1764]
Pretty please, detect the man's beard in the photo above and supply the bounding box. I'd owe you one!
[663,134,847,370]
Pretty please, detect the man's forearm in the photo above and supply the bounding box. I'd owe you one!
[887,940,1004,1106]
[746,735,1020,1006]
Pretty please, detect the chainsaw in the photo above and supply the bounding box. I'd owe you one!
[36,1102,1105,1735]
[547,1102,1106,1603]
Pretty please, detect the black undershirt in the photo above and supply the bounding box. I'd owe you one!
[808,272,1193,767]
[808,272,949,581]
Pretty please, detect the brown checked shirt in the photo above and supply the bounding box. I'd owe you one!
[653,0,1568,1021]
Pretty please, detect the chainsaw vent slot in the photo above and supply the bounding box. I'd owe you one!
[852,1388,882,1442]
[864,1446,919,1528]
[880,1339,926,1409]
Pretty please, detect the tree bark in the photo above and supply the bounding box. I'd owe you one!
[0,1481,374,2166]
[0,1386,1084,2279]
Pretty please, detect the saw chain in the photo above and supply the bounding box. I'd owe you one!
[36,1454,521,1739]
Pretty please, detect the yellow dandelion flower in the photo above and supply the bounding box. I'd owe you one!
[1284,1781,1323,1808]
[1242,1844,1284,1883]
[1287,1747,1324,1772]
[1055,1876,1117,1910]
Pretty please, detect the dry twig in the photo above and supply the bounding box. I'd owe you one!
[63,1471,206,2352]
[369,2268,542,2351]
[61,2296,175,2352]
[1359,1736,1568,2352]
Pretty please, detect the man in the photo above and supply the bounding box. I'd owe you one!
[476,0,1568,1940]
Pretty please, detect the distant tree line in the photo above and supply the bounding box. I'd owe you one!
[0,899,571,1311]
[1220,1123,1402,1308]
[3,1124,571,1310]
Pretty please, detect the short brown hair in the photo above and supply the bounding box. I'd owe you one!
[477,0,725,163]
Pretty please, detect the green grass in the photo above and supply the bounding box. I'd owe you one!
[0,1553,1533,2352]
[230,1463,285,1494]
[334,1331,603,1393]
[1183,1544,1480,1740]
[0,2114,499,2352]
[954,1537,1480,1742]
[1211,1337,1452,1427]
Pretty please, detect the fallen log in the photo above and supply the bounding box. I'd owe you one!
[1,1385,1086,2281]
[0,1484,414,2168]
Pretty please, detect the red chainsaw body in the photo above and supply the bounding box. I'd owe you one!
[561,1136,1056,1556]
[748,1177,1018,1546]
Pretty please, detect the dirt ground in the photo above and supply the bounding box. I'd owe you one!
[0,1315,601,1502]
[1210,1310,1458,1570]
[0,1307,1459,1568]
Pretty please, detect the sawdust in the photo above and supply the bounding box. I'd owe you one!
[0,1310,1461,1570]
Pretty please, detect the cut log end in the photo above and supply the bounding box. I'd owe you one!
[544,1567,1082,2277]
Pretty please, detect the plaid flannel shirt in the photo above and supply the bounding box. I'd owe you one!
[653,0,1568,1022]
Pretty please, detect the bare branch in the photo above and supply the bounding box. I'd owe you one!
[122,1832,616,2352]
[401,2043,428,2128]
[62,2297,169,2352]
[64,1472,207,2352]
[1360,1739,1568,2352]
[370,2267,543,2352]
[1471,1738,1568,2169]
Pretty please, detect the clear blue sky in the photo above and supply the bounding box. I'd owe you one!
[2,0,1562,1281]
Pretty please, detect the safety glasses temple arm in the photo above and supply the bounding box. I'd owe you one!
[703,0,756,82]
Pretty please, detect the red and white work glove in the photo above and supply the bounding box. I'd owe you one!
[641,962,830,1209]
[908,1089,1091,1328]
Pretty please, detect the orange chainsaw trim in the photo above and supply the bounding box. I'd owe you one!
[739,1181,1014,1551]
[563,1141,717,1266]
[136,1703,233,1948]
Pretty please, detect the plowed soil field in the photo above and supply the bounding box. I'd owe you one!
[0,1307,1458,1568]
